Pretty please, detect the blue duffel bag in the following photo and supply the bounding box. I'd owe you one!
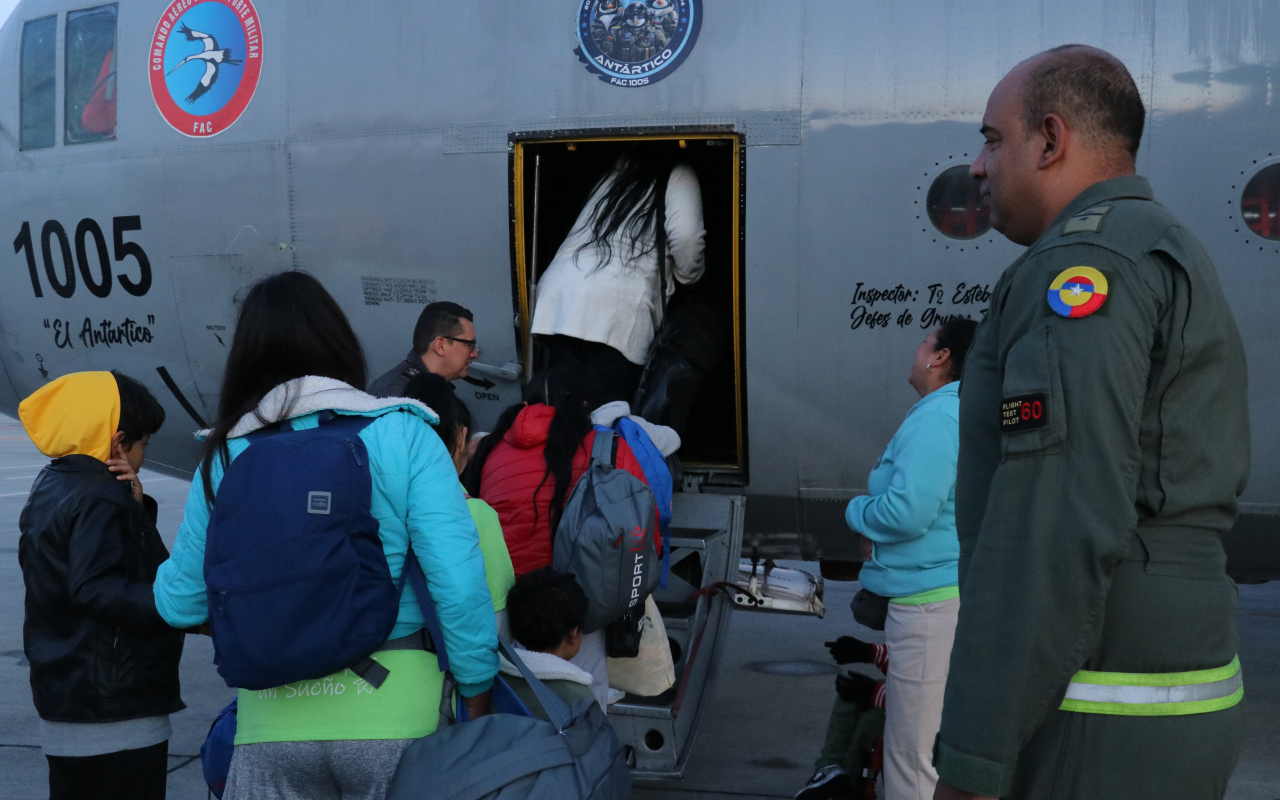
[386,639,632,800]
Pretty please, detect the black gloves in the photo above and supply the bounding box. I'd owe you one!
[825,636,875,665]
[835,671,880,709]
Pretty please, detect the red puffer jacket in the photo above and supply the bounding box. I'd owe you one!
[480,403,649,578]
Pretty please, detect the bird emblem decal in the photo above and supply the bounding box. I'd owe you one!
[166,24,243,104]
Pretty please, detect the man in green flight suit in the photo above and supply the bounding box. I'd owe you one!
[932,45,1250,800]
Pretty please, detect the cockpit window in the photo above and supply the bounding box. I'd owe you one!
[1241,164,1280,241]
[65,4,118,145]
[20,15,57,151]
[926,165,990,240]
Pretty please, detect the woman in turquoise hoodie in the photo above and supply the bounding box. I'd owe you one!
[154,272,497,800]
[827,318,978,800]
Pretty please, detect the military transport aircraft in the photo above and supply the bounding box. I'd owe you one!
[1,0,1278,779]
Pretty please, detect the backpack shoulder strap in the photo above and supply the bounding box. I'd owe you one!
[498,640,574,728]
[398,546,450,673]
[614,418,672,588]
[591,428,616,468]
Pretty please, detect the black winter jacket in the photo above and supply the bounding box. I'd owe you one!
[367,350,428,398]
[18,455,185,722]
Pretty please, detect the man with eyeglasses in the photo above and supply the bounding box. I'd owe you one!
[368,301,479,397]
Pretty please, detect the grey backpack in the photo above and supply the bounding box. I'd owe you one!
[554,429,661,633]
[385,641,632,800]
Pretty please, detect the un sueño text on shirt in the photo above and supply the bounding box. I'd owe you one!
[849,281,992,331]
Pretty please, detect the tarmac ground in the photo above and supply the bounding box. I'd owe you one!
[0,414,1276,799]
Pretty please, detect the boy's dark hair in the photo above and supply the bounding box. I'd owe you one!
[111,371,165,447]
[506,568,589,653]
[402,372,472,456]
[412,301,473,355]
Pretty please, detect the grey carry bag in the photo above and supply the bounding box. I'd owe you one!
[384,640,632,800]
[553,429,661,633]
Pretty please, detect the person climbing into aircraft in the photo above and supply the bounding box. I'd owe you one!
[799,318,977,800]
[368,301,479,396]
[531,142,705,402]
[464,359,661,710]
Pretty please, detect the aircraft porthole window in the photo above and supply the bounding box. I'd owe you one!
[19,15,57,151]
[1240,163,1280,241]
[926,164,990,240]
[64,4,118,145]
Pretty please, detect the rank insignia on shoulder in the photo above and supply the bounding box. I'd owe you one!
[1048,266,1108,318]
[1062,205,1112,234]
[1002,393,1048,432]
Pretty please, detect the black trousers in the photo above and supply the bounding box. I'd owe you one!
[539,335,644,404]
[47,739,168,800]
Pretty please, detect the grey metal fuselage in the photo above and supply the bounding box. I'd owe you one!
[0,0,1277,573]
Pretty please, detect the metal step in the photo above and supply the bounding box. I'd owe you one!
[608,493,745,779]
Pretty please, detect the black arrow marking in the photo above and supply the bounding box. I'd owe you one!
[156,366,209,428]
[461,375,496,390]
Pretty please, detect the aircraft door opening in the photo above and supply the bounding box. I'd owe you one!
[511,132,746,479]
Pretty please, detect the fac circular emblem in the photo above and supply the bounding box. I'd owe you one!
[576,0,702,87]
[1047,266,1109,318]
[149,0,263,138]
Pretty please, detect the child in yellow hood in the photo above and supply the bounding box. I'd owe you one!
[17,371,184,800]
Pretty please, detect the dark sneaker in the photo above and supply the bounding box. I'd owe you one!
[795,764,852,800]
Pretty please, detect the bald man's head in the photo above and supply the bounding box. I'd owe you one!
[1019,45,1145,164]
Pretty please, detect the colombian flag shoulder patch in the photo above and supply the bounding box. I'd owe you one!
[1048,266,1109,318]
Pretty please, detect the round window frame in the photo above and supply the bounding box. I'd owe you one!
[913,156,997,252]
[1235,158,1280,245]
[925,163,990,241]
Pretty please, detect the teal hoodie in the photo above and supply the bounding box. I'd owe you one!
[154,377,498,697]
[846,382,960,599]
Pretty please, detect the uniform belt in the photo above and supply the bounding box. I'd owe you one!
[1060,655,1242,716]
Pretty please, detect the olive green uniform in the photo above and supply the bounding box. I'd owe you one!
[935,176,1249,799]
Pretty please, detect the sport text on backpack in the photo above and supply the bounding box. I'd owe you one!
[203,413,400,690]
[553,429,661,633]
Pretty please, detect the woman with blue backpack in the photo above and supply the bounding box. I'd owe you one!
[154,271,499,800]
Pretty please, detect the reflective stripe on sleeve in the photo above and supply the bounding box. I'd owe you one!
[1060,656,1243,716]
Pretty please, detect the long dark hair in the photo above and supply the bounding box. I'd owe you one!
[575,142,681,271]
[464,361,599,535]
[200,271,367,504]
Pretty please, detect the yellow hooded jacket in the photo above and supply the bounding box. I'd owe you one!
[19,372,120,463]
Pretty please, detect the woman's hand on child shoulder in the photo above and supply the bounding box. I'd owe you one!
[106,458,143,504]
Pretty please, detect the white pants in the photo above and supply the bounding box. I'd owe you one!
[882,597,960,800]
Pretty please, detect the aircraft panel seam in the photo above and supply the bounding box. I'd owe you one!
[446,110,801,153]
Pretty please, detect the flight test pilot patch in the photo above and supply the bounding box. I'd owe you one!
[1047,266,1109,318]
